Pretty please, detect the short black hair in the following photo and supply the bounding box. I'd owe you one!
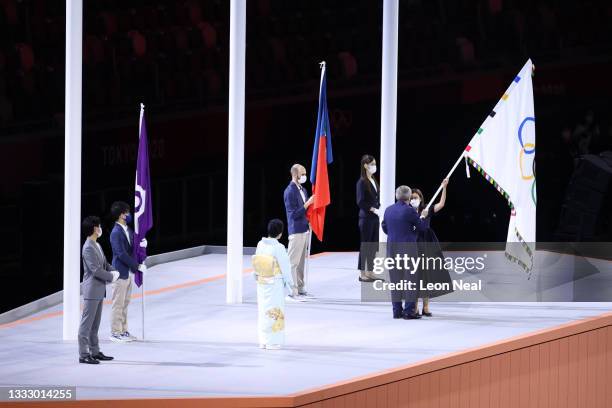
[111,201,130,221]
[267,218,284,238]
[82,216,101,237]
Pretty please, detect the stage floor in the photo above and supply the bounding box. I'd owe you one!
[0,251,610,400]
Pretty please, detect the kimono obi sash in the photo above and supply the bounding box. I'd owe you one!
[252,254,281,284]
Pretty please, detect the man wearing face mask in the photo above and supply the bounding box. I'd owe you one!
[109,201,147,343]
[78,216,120,364]
[283,164,315,299]
[382,186,429,320]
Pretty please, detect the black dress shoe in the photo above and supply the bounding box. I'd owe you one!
[403,313,422,320]
[92,352,114,361]
[393,312,403,319]
[421,310,433,317]
[79,355,100,364]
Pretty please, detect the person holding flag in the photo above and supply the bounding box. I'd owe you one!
[109,201,146,343]
[108,102,153,343]
[283,164,315,299]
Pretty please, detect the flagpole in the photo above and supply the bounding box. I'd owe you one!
[424,151,466,211]
[304,228,312,289]
[304,61,326,292]
[141,272,145,341]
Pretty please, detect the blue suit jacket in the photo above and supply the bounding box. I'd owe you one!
[110,223,139,279]
[283,181,310,235]
[382,201,427,243]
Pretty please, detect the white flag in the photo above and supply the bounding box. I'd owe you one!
[464,59,536,275]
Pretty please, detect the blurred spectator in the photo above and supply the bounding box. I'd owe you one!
[16,44,34,72]
[455,37,475,65]
[188,1,202,25]
[574,110,600,155]
[337,51,357,79]
[198,21,217,49]
[128,30,147,57]
[1,0,18,25]
[1,0,612,131]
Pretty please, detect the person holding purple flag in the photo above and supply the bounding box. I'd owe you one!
[109,201,146,343]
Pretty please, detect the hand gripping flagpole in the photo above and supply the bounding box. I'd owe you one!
[424,151,467,211]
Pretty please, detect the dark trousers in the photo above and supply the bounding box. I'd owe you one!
[389,268,416,316]
[358,216,379,271]
[78,299,103,358]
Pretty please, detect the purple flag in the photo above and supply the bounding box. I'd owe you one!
[133,103,153,287]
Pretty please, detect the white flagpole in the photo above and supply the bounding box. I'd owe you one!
[424,151,467,211]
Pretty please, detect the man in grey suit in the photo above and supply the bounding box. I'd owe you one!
[78,216,120,364]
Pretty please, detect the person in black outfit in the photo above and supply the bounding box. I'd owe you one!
[356,154,384,282]
[410,179,454,316]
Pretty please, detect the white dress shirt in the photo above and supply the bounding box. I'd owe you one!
[369,178,378,192]
[116,222,131,245]
[294,181,306,203]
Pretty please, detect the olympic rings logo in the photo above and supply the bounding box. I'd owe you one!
[518,117,537,205]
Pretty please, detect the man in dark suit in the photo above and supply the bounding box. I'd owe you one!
[109,201,146,343]
[283,164,315,299]
[382,186,428,319]
[78,216,119,364]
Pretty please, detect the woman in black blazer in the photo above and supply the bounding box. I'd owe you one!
[356,154,383,282]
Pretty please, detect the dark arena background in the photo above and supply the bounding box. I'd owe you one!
[1,0,612,314]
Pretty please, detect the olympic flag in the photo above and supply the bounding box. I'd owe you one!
[134,103,153,287]
[464,59,536,275]
[307,62,333,241]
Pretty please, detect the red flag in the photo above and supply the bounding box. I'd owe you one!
[307,63,332,241]
[308,136,330,240]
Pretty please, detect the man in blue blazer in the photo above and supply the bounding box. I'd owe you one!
[283,164,315,298]
[109,201,147,343]
[382,186,428,319]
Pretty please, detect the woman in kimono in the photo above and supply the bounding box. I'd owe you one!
[252,218,295,350]
[410,178,453,316]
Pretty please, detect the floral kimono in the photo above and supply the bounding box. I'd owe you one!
[252,237,295,347]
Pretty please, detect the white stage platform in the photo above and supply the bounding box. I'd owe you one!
[0,252,610,400]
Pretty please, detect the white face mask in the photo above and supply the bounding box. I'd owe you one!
[96,226,103,238]
[298,175,307,184]
[410,199,420,209]
[368,164,377,174]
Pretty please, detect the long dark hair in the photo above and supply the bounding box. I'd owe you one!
[412,188,426,213]
[360,154,378,192]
